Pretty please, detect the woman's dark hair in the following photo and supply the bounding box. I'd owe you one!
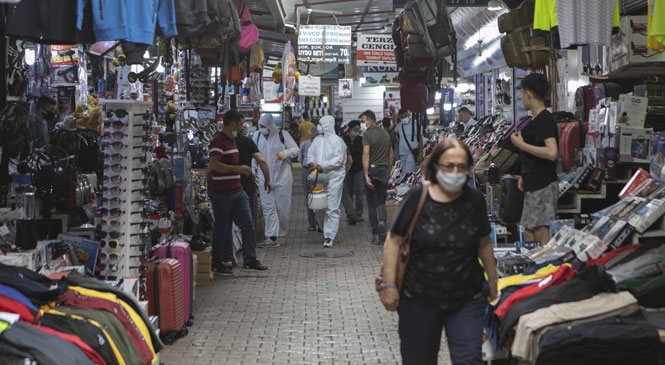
[422,138,474,183]
[520,73,549,101]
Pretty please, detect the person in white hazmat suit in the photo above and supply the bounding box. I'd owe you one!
[252,114,299,247]
[307,115,347,247]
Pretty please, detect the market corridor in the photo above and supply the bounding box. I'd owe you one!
[159,163,453,364]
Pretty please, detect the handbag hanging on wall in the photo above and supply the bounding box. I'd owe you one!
[375,181,430,293]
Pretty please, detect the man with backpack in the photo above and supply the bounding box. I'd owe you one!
[253,113,299,247]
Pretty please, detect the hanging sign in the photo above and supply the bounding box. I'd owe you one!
[298,25,352,63]
[299,75,321,96]
[356,34,396,66]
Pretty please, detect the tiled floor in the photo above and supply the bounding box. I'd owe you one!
[159,164,452,364]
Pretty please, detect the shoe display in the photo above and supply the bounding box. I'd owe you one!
[371,234,382,245]
[323,238,333,248]
[243,260,268,271]
[366,76,378,83]
[258,239,280,248]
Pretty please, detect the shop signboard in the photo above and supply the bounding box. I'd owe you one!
[356,34,396,67]
[298,25,352,64]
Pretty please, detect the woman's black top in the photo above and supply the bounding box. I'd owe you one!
[390,184,491,312]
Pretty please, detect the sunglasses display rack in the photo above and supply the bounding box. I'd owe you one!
[99,100,153,279]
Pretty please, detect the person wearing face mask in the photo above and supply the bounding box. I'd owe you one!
[307,115,347,247]
[457,107,478,135]
[252,113,300,247]
[299,126,319,231]
[379,138,498,365]
[29,95,57,148]
[394,109,423,176]
[234,119,273,233]
[208,110,269,275]
[341,120,365,225]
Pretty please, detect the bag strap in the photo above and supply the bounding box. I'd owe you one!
[405,181,429,241]
[401,123,416,154]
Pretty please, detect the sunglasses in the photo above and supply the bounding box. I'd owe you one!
[104,153,127,163]
[130,222,152,230]
[98,263,122,272]
[100,219,123,229]
[103,119,127,130]
[101,197,126,206]
[103,131,129,141]
[104,164,127,172]
[134,112,151,121]
[103,141,127,150]
[107,109,129,119]
[132,155,148,164]
[101,186,126,195]
[100,207,124,217]
[131,242,148,250]
[102,175,125,185]
[99,230,124,239]
[100,252,123,260]
[100,239,124,249]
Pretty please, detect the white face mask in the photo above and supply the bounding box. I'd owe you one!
[232,130,238,138]
[361,122,367,130]
[259,127,270,136]
[436,170,467,193]
[401,117,409,124]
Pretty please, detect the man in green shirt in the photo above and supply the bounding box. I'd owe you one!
[360,110,393,245]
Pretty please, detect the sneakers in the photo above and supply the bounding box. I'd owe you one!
[371,234,382,245]
[323,238,333,248]
[243,260,268,271]
[308,225,317,231]
[258,238,280,248]
[377,221,387,234]
[212,263,233,275]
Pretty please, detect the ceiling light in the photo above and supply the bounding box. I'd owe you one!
[487,0,509,11]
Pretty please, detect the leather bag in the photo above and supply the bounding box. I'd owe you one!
[375,181,430,292]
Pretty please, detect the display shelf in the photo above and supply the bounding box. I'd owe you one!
[557,182,607,214]
[99,100,152,279]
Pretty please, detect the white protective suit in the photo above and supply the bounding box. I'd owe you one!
[307,116,347,241]
[252,114,299,238]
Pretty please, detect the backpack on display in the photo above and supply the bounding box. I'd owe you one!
[399,65,431,113]
[403,0,456,60]
[205,0,241,43]
[235,0,259,53]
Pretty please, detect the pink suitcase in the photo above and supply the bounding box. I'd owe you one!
[153,240,194,326]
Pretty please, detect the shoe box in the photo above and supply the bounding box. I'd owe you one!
[192,247,214,287]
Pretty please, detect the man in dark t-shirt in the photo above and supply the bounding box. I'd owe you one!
[235,121,273,227]
[510,73,559,246]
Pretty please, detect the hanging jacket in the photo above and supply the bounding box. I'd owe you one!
[6,0,95,44]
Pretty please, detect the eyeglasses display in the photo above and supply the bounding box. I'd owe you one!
[98,102,157,279]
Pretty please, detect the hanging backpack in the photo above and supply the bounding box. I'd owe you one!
[236,0,259,54]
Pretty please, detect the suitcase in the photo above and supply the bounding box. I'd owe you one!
[557,121,583,172]
[499,175,524,224]
[144,258,187,344]
[153,240,194,327]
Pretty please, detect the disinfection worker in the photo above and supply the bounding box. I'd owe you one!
[307,115,347,247]
[253,114,299,247]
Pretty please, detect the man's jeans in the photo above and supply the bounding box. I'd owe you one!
[209,190,258,266]
[342,169,365,219]
[365,165,389,234]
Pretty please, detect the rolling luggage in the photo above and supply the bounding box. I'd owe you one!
[499,175,524,224]
[153,240,194,327]
[144,258,187,344]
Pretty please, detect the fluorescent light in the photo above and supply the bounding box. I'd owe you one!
[487,0,508,11]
